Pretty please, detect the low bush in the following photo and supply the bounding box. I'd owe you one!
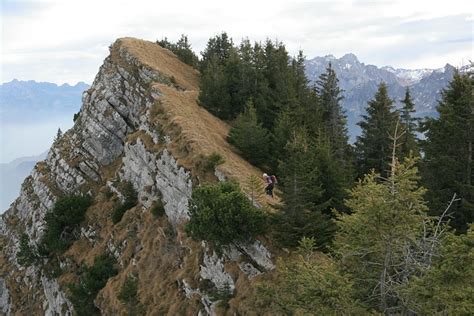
[112,182,138,224]
[185,182,266,248]
[151,199,165,218]
[118,276,144,314]
[40,195,92,255]
[202,152,225,172]
[69,253,118,316]
[17,233,40,266]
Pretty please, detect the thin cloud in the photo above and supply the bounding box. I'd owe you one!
[1,0,471,84]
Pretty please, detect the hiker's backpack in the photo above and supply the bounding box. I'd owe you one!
[270,175,277,184]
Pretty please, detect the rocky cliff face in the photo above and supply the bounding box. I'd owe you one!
[0,38,274,315]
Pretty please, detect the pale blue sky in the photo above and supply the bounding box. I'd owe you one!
[1,0,472,85]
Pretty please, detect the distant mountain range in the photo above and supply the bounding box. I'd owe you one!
[0,151,48,212]
[0,80,89,211]
[304,54,469,139]
[0,79,89,123]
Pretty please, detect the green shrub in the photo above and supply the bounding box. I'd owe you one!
[185,182,266,248]
[202,152,225,172]
[209,282,233,309]
[118,276,138,303]
[151,199,165,218]
[118,276,144,314]
[17,233,40,266]
[70,253,118,316]
[40,195,92,255]
[112,182,138,224]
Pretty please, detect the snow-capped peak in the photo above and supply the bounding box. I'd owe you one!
[383,67,434,86]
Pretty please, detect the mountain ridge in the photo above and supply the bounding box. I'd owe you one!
[0,37,276,315]
[304,53,461,139]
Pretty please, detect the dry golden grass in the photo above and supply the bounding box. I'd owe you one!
[116,37,280,206]
[116,37,199,91]
[2,37,286,315]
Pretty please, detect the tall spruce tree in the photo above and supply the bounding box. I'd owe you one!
[421,71,474,233]
[250,42,272,130]
[355,82,398,178]
[316,63,349,157]
[274,129,335,248]
[227,100,271,166]
[313,138,348,213]
[316,63,354,188]
[399,87,419,158]
[262,40,296,128]
[174,34,199,68]
[198,54,231,118]
[224,47,246,119]
[278,129,326,214]
[200,32,233,71]
[199,33,235,119]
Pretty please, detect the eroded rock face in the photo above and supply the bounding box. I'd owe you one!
[120,140,192,224]
[0,278,11,316]
[41,276,73,316]
[0,38,274,315]
[200,251,235,293]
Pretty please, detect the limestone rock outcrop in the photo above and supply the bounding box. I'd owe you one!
[0,38,274,315]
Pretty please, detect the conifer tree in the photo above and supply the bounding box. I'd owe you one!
[157,35,199,68]
[198,54,231,119]
[316,63,354,187]
[246,175,264,205]
[399,87,419,158]
[335,157,429,312]
[355,82,398,178]
[262,40,296,128]
[313,138,348,213]
[224,47,245,119]
[420,71,474,233]
[53,128,63,144]
[251,42,272,130]
[237,39,257,108]
[291,51,310,102]
[174,34,199,68]
[227,101,270,166]
[274,129,335,248]
[316,62,349,158]
[200,32,233,71]
[255,238,364,314]
[278,129,325,214]
[402,225,474,314]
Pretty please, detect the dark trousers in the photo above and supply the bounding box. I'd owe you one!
[265,183,274,197]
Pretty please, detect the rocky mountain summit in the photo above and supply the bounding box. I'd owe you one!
[305,54,459,138]
[0,38,275,315]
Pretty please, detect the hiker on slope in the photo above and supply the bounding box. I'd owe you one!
[263,173,277,197]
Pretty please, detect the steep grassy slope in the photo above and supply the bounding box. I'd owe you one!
[0,38,278,315]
